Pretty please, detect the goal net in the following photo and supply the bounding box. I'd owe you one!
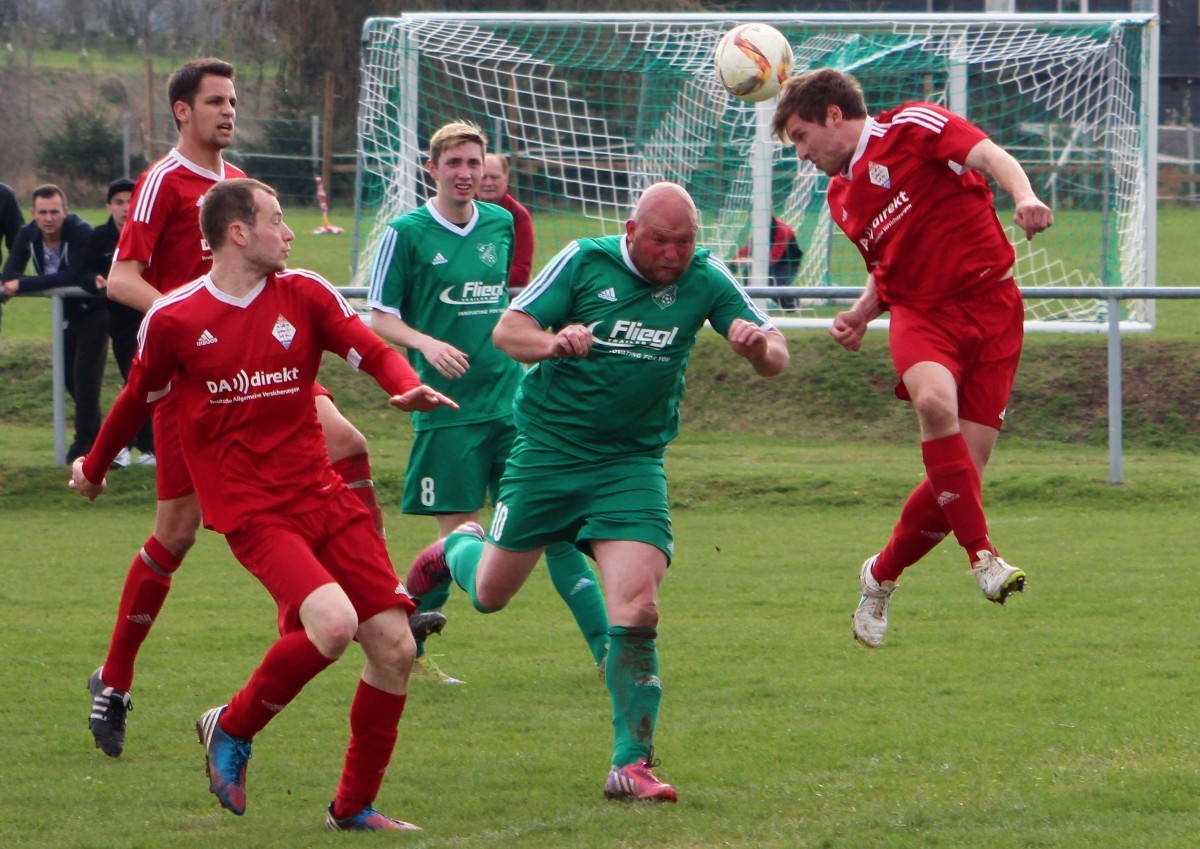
[354,12,1157,329]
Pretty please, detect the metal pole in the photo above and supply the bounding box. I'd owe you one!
[1106,296,1122,484]
[51,294,67,465]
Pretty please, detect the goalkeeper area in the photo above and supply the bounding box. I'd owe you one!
[353,12,1158,330]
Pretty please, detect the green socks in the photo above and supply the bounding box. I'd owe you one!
[444,529,496,613]
[545,542,610,666]
[606,625,661,766]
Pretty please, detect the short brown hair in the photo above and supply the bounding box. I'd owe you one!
[428,121,487,166]
[200,178,275,250]
[771,69,868,143]
[168,58,235,129]
[32,184,67,206]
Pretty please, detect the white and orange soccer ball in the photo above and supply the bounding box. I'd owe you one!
[714,22,794,103]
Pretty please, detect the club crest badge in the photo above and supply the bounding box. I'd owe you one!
[478,243,498,267]
[272,314,297,349]
[652,285,677,309]
[868,161,891,188]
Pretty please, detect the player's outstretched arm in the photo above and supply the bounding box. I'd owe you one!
[965,139,1054,240]
[389,385,459,413]
[493,309,592,364]
[69,457,107,502]
[727,320,789,376]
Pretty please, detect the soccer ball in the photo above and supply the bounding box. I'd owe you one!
[714,23,794,103]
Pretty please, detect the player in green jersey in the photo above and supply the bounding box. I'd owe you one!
[407,181,790,801]
[369,121,609,683]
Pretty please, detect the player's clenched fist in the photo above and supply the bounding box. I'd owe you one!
[551,324,593,358]
[69,456,107,502]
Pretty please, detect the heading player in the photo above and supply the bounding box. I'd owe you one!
[771,68,1053,647]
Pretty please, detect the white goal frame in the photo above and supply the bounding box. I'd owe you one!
[354,11,1159,331]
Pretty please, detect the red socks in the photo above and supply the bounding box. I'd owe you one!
[331,680,407,820]
[102,536,180,691]
[220,630,336,739]
[872,481,950,583]
[332,452,384,537]
[873,433,993,582]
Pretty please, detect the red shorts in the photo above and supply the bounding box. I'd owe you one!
[153,385,335,501]
[225,489,415,635]
[151,393,196,501]
[887,281,1024,430]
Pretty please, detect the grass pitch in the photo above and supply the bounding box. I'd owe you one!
[3,432,1199,848]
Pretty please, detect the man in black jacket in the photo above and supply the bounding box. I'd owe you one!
[0,181,25,335]
[83,178,153,465]
[2,184,103,462]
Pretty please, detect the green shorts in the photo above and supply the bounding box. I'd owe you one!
[487,435,674,561]
[401,419,515,515]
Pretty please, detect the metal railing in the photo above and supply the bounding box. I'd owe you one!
[23,285,1200,484]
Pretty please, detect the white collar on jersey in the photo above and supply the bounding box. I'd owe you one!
[168,148,229,182]
[425,199,479,236]
[619,234,650,283]
[844,116,878,178]
[203,273,268,306]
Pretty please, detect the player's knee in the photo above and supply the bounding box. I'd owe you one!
[306,607,358,659]
[369,622,417,673]
[911,391,957,433]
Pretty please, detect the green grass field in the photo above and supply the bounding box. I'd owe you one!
[3,433,1199,848]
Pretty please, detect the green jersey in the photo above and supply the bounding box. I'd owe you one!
[511,234,771,460]
[368,201,523,430]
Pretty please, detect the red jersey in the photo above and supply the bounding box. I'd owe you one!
[84,269,420,534]
[115,149,248,294]
[826,102,1015,309]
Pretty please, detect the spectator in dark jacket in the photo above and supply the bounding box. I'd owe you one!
[2,184,104,462]
[82,178,154,465]
[0,181,26,334]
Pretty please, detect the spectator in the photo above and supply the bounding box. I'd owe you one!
[477,153,535,288]
[733,215,804,310]
[2,184,102,462]
[82,177,153,466]
[0,181,26,334]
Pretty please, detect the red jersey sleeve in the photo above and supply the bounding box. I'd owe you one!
[509,204,535,288]
[114,171,172,266]
[895,102,988,167]
[302,272,422,395]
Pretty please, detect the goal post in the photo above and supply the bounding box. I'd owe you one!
[354,12,1158,330]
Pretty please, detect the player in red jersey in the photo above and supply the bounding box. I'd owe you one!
[772,69,1054,648]
[86,58,417,760]
[72,178,456,830]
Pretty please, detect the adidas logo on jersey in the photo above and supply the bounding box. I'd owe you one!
[196,329,218,346]
[432,252,448,265]
[598,287,618,302]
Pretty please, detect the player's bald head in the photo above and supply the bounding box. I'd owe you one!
[632,182,698,229]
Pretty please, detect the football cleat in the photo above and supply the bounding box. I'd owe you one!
[87,667,132,757]
[408,609,448,643]
[405,521,484,598]
[412,653,466,685]
[853,555,897,648]
[326,802,421,832]
[604,756,678,803]
[196,705,252,815]
[969,550,1026,604]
